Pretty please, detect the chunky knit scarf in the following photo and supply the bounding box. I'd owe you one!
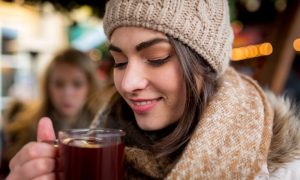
[124,67,273,179]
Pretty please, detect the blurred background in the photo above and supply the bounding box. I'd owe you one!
[0,0,299,177]
[0,0,299,157]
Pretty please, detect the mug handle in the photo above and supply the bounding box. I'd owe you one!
[41,139,59,148]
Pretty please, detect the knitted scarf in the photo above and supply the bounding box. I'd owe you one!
[124,68,273,179]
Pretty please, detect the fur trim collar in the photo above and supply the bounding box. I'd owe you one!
[266,92,300,172]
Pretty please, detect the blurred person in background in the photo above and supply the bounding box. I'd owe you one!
[0,48,106,177]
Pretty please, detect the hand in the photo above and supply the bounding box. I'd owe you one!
[7,117,60,180]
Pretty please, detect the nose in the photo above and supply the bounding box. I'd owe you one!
[120,61,148,93]
[62,85,75,97]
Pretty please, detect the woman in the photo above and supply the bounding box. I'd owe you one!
[7,0,300,179]
[2,48,108,176]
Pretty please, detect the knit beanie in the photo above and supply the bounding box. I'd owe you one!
[103,0,234,76]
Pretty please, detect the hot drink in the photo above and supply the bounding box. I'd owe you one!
[59,129,125,180]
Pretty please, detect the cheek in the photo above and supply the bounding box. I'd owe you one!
[157,65,184,95]
[76,87,89,103]
[161,63,186,114]
[79,86,89,95]
[49,86,60,101]
[49,90,63,110]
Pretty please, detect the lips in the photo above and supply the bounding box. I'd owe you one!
[62,103,74,109]
[130,98,162,113]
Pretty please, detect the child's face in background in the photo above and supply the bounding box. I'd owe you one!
[110,27,186,131]
[48,63,89,118]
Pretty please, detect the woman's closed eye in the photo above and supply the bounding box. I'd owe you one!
[147,55,171,66]
[110,52,128,69]
[114,61,128,68]
[113,55,171,69]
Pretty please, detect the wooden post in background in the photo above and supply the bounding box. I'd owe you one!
[258,0,300,95]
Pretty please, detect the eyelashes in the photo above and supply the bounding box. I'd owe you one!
[114,62,128,68]
[113,55,171,69]
[147,55,171,67]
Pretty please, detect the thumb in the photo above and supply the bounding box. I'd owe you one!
[37,117,56,142]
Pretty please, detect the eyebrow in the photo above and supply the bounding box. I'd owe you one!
[136,38,169,51]
[108,38,169,53]
[108,44,122,52]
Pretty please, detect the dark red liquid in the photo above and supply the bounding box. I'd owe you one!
[60,139,124,180]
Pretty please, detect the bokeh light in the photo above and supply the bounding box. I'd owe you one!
[232,42,273,61]
[293,39,300,52]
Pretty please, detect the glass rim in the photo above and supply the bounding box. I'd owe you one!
[59,128,126,138]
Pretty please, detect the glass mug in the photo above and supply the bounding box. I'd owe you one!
[58,128,125,180]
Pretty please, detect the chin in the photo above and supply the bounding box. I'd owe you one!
[136,120,165,131]
[61,110,76,117]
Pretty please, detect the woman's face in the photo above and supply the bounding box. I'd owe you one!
[110,27,186,131]
[48,63,89,118]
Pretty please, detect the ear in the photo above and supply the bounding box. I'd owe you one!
[37,117,56,142]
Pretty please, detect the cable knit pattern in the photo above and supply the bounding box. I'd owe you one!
[125,68,274,179]
[103,0,234,76]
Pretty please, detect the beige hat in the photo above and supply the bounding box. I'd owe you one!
[103,0,234,75]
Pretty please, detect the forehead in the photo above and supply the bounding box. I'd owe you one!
[110,27,167,45]
[49,63,85,78]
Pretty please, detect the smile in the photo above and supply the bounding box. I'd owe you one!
[130,98,162,113]
[134,99,157,106]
